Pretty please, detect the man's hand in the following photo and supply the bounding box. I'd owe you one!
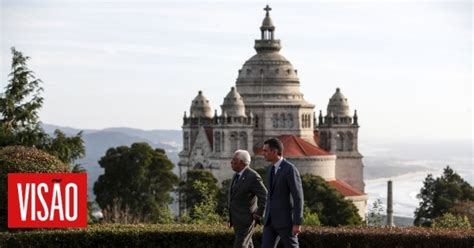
[228,222,233,228]
[292,225,301,236]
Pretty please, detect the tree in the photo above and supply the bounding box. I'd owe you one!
[0,146,69,229]
[188,180,222,224]
[0,47,44,147]
[179,169,219,214]
[414,174,436,226]
[368,198,385,226]
[37,129,86,172]
[93,142,178,223]
[42,130,85,166]
[414,166,474,226]
[0,47,85,170]
[216,178,232,221]
[302,174,362,226]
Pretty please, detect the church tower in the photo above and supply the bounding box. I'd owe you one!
[180,91,214,171]
[235,5,315,147]
[179,87,254,182]
[317,88,365,192]
[217,87,254,156]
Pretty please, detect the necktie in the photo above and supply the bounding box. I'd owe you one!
[270,166,275,191]
[232,173,240,188]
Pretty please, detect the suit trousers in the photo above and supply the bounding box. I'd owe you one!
[233,224,256,248]
[262,218,298,248]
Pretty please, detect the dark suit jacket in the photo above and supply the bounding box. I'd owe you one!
[229,167,268,231]
[263,159,304,229]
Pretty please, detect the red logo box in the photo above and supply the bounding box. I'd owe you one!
[8,173,87,228]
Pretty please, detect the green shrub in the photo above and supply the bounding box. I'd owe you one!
[432,213,471,229]
[0,146,69,230]
[0,224,473,248]
[303,205,321,226]
[189,181,222,224]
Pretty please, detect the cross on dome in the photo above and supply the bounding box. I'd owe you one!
[264,5,272,16]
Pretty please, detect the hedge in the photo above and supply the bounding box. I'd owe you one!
[0,146,69,231]
[0,224,473,247]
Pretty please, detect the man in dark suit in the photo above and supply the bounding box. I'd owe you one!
[229,149,268,248]
[261,138,304,248]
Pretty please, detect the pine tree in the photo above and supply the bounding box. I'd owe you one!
[0,47,44,146]
[0,47,86,170]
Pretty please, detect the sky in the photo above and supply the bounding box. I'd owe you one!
[1,0,472,142]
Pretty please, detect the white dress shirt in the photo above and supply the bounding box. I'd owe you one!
[273,157,283,174]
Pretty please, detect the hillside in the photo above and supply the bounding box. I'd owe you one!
[41,124,182,199]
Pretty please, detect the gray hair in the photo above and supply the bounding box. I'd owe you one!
[233,150,251,166]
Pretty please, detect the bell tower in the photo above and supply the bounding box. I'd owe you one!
[317,88,364,192]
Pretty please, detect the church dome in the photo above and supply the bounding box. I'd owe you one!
[235,5,305,103]
[221,87,246,117]
[327,88,350,117]
[190,90,212,118]
[238,52,298,82]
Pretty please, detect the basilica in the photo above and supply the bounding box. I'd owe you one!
[178,6,367,219]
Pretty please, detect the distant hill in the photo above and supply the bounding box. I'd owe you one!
[367,215,415,227]
[41,123,96,135]
[41,124,182,199]
[101,127,182,147]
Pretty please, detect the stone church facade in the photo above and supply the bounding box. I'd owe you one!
[178,6,367,219]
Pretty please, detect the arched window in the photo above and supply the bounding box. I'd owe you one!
[319,132,327,150]
[214,132,221,152]
[183,132,190,151]
[302,113,310,128]
[327,132,332,150]
[336,132,344,151]
[221,132,225,151]
[193,162,204,169]
[239,132,248,150]
[280,113,286,128]
[287,114,294,128]
[230,132,238,152]
[272,113,279,128]
[345,132,353,151]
